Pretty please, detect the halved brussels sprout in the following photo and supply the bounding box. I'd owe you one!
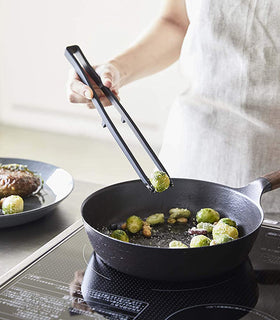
[210,234,234,246]
[150,171,170,193]
[126,215,143,234]
[196,222,214,233]
[146,213,165,225]
[2,195,24,214]
[111,230,129,242]
[213,222,239,239]
[219,218,237,227]
[169,208,191,219]
[190,235,211,248]
[169,240,188,248]
[196,208,220,224]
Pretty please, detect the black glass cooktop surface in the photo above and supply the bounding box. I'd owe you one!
[0,224,279,320]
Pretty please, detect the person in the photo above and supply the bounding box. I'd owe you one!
[67,0,279,215]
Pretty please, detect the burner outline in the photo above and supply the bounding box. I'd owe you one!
[165,303,278,320]
[82,245,112,281]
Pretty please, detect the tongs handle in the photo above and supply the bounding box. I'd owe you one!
[65,45,172,192]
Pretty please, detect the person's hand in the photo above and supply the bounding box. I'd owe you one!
[67,63,121,109]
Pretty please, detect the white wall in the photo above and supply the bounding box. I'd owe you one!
[0,0,184,147]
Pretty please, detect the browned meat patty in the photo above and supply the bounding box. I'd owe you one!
[0,166,41,198]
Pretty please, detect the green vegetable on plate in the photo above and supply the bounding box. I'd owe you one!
[2,195,24,215]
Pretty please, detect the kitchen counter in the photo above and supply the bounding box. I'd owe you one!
[0,180,102,278]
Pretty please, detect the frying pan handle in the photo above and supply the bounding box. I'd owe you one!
[237,170,280,203]
[262,170,280,192]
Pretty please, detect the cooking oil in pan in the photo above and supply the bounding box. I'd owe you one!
[100,217,200,248]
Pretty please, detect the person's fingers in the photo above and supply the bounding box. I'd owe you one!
[112,89,119,96]
[67,66,120,107]
[68,91,91,104]
[70,78,93,100]
[67,69,93,101]
[86,101,95,109]
[95,65,112,88]
[101,74,113,89]
[99,96,112,107]
[95,64,120,91]
[68,88,120,105]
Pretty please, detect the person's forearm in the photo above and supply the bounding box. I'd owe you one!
[109,4,189,87]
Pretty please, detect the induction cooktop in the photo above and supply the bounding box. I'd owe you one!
[0,220,279,320]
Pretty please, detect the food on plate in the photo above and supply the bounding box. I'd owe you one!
[126,215,143,234]
[169,240,188,248]
[190,235,211,248]
[196,222,214,233]
[0,163,42,198]
[0,197,5,208]
[1,195,24,215]
[210,234,234,245]
[196,208,220,224]
[212,220,239,239]
[146,213,165,225]
[150,171,170,193]
[111,229,129,242]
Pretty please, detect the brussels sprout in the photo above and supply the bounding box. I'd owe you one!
[146,213,165,225]
[2,195,24,214]
[169,240,188,248]
[126,215,143,234]
[169,208,191,219]
[197,222,214,233]
[190,235,211,248]
[111,230,129,242]
[219,218,237,228]
[212,222,239,239]
[210,234,234,246]
[196,208,220,224]
[150,171,170,193]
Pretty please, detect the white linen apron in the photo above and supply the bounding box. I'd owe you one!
[159,0,280,214]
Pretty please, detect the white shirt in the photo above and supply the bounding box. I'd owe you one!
[159,0,280,214]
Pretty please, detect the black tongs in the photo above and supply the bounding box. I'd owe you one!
[65,45,173,192]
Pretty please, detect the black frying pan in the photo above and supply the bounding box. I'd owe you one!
[82,171,280,281]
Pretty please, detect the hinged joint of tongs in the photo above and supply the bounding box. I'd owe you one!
[65,45,173,192]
